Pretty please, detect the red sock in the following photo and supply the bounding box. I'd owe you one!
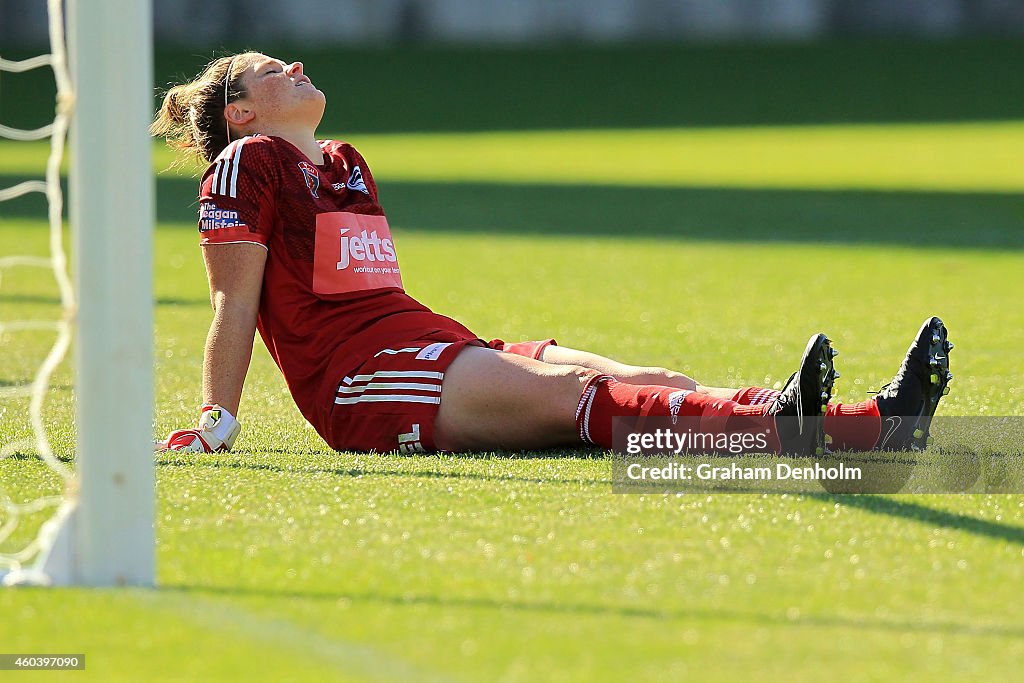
[731,386,781,406]
[734,386,882,451]
[576,375,781,453]
[824,400,881,450]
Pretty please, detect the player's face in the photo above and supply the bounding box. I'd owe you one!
[239,55,326,128]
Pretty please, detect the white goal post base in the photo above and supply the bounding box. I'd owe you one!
[1,501,78,587]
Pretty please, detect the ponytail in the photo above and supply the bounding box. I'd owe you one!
[150,53,258,165]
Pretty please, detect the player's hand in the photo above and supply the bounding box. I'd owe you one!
[155,404,241,453]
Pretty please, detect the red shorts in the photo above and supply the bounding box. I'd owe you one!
[323,334,556,453]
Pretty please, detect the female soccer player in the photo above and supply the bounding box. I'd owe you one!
[151,53,952,457]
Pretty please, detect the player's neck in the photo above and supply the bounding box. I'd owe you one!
[261,127,324,165]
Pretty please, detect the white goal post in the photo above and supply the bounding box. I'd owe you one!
[1,0,155,586]
[66,0,155,586]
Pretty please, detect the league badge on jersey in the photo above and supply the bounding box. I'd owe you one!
[346,165,369,195]
[298,161,320,199]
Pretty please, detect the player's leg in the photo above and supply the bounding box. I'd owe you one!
[435,333,836,455]
[328,338,758,453]
[537,344,737,398]
[491,339,736,398]
[432,345,588,451]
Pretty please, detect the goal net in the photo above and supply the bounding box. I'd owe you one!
[0,0,153,586]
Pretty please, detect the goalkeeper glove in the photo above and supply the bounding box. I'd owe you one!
[157,404,241,453]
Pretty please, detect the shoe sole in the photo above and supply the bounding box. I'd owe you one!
[797,332,838,456]
[912,316,952,449]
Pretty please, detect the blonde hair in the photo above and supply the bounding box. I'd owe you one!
[150,52,261,165]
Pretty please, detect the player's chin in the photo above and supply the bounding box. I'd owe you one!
[303,87,327,105]
[308,94,327,116]
[291,90,326,115]
[299,97,327,125]
[297,82,324,96]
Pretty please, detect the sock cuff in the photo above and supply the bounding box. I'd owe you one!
[575,374,612,445]
[732,386,781,406]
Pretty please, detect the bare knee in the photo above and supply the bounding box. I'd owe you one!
[518,363,598,427]
[569,364,604,386]
[435,349,598,451]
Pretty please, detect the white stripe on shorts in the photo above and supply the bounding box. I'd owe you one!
[335,394,441,405]
[337,382,442,395]
[342,370,445,386]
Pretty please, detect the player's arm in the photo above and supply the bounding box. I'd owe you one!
[158,136,277,453]
[157,242,266,453]
[201,242,267,415]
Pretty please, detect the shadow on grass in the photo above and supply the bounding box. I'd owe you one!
[383,182,1024,250]
[156,452,1024,546]
[808,492,1024,546]
[163,583,1024,639]
[3,173,1024,250]
[156,451,610,488]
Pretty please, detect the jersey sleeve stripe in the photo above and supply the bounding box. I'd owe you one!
[208,138,250,198]
[213,138,242,163]
[217,159,230,195]
[228,138,244,198]
[211,160,223,195]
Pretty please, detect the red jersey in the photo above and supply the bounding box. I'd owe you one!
[197,135,478,438]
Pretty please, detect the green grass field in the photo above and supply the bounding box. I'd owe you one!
[2,41,1024,681]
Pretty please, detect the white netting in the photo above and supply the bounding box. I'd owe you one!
[0,0,77,573]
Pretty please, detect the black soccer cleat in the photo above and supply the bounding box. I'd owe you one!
[872,316,953,450]
[769,333,838,456]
